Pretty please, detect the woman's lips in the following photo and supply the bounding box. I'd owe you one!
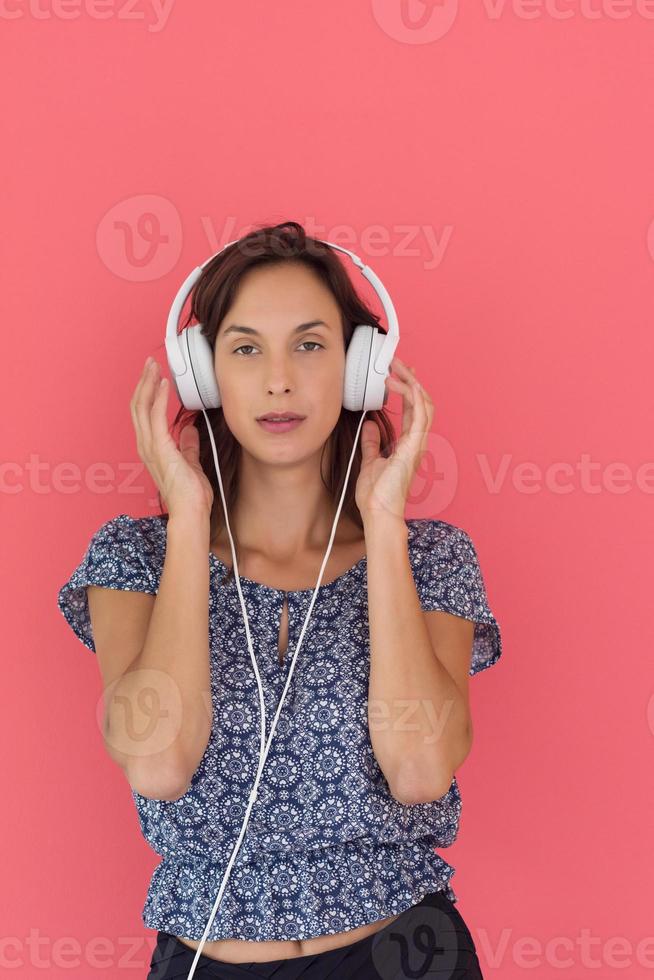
[256,418,305,433]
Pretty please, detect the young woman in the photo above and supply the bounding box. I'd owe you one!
[58,223,501,978]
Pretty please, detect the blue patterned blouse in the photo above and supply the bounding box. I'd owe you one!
[57,513,502,943]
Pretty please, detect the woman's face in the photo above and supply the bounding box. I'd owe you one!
[214,262,346,465]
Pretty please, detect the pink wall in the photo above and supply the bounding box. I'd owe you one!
[3,1,653,976]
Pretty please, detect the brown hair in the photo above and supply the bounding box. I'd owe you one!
[155,220,398,584]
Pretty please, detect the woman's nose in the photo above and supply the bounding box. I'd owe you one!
[265,360,294,394]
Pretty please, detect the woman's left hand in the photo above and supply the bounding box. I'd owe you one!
[355,355,435,523]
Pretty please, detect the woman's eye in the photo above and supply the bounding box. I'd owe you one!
[233,341,323,356]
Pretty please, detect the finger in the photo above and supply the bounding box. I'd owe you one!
[150,374,172,446]
[386,375,416,442]
[392,362,432,414]
[390,358,417,383]
[132,357,160,403]
[393,360,430,403]
[179,422,200,465]
[130,359,153,428]
[386,375,415,405]
[401,375,413,437]
[413,371,433,405]
[410,383,431,458]
[359,419,381,465]
[390,355,410,373]
[388,374,429,460]
[388,362,434,451]
[392,362,423,415]
[133,359,160,457]
[130,359,155,451]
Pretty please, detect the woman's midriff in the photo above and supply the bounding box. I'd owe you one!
[174,909,404,963]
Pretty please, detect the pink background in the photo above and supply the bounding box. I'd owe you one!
[3,2,654,977]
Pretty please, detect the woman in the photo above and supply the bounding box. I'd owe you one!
[58,222,501,978]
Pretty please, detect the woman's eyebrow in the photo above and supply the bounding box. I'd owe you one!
[222,320,329,338]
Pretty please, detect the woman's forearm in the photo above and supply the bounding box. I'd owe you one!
[107,511,212,799]
[364,513,470,804]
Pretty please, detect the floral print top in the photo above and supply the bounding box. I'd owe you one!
[57,513,502,942]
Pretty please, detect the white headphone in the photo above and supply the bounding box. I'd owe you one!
[164,235,400,977]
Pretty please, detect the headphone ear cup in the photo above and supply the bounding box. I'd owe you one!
[343,325,374,411]
[172,323,221,411]
[343,325,388,412]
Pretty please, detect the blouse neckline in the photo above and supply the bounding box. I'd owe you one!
[208,549,368,596]
[205,520,417,596]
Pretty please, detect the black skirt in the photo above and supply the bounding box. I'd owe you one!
[146,889,484,978]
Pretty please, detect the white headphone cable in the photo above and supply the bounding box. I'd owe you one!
[182,407,368,978]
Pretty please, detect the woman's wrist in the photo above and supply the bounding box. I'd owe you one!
[362,509,409,539]
[167,507,212,543]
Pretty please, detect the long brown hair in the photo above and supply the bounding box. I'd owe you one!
[155,220,398,584]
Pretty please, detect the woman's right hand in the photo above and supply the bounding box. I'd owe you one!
[130,356,215,520]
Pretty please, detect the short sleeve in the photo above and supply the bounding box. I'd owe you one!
[56,514,165,654]
[410,519,503,676]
